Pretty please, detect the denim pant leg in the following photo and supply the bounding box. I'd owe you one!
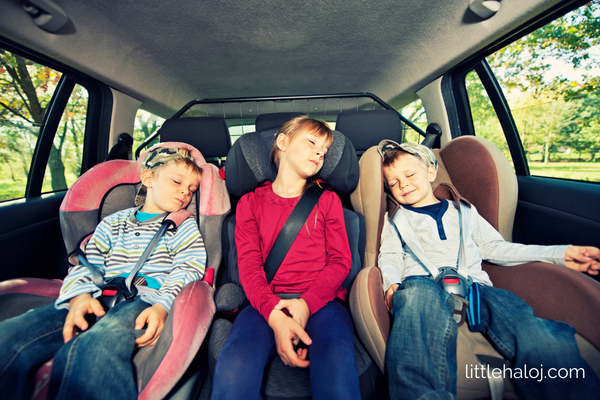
[211,306,277,400]
[0,304,68,400]
[386,277,458,400]
[478,285,600,400]
[48,297,150,400]
[305,301,361,400]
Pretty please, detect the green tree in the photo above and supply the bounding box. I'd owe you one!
[0,50,69,191]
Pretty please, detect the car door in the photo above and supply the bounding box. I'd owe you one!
[445,1,600,271]
[0,42,110,281]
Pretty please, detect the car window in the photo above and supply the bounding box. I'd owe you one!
[133,109,164,155]
[465,70,514,168]
[41,83,88,194]
[399,99,427,144]
[466,1,600,182]
[1,50,59,200]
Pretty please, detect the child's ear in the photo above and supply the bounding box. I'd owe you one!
[428,165,437,183]
[276,133,288,151]
[141,170,154,188]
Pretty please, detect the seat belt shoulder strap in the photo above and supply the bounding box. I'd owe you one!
[264,185,325,284]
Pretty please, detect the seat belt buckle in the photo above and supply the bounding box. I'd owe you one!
[435,267,472,326]
[98,277,138,311]
[435,267,470,297]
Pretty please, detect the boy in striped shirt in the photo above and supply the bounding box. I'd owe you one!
[0,146,206,399]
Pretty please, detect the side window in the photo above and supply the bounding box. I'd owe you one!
[399,99,427,143]
[465,70,514,168]
[42,84,89,193]
[466,2,600,182]
[1,49,87,201]
[133,110,165,155]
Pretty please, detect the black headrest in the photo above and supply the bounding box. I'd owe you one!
[255,112,305,132]
[225,128,359,197]
[335,110,403,152]
[160,117,232,158]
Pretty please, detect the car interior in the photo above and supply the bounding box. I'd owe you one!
[1,0,599,399]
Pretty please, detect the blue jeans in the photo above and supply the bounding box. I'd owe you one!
[211,301,360,400]
[0,297,150,400]
[386,277,600,400]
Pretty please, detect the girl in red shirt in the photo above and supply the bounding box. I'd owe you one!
[211,116,360,400]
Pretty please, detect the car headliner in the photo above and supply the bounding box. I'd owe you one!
[0,0,565,118]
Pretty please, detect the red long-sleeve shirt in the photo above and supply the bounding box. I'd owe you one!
[236,181,352,322]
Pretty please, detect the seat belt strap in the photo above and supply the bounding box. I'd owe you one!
[264,185,324,284]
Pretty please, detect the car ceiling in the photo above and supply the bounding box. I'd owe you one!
[0,0,565,118]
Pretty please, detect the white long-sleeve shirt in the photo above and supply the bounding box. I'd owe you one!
[378,199,569,293]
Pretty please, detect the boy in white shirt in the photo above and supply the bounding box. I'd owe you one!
[378,140,600,400]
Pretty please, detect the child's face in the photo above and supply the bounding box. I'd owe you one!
[140,162,200,214]
[278,131,329,179]
[383,155,438,208]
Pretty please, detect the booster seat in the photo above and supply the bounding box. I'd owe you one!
[0,138,230,400]
[207,123,382,399]
[348,136,600,399]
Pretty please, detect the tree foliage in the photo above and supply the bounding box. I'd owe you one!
[471,0,600,169]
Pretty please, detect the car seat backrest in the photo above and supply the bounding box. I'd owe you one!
[350,136,518,268]
[60,141,230,282]
[335,110,403,154]
[254,112,305,132]
[432,136,517,242]
[160,117,232,159]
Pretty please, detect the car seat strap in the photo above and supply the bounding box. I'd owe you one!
[264,185,324,284]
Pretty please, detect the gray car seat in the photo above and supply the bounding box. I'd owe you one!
[207,122,383,399]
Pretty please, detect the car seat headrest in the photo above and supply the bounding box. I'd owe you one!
[160,117,232,158]
[335,110,403,152]
[60,142,227,256]
[225,128,359,197]
[255,112,305,132]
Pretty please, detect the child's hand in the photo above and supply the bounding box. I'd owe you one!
[385,284,400,312]
[64,293,106,343]
[274,298,310,330]
[565,246,600,275]
[135,303,169,348]
[268,309,312,368]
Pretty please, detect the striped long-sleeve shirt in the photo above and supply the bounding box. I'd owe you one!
[56,207,206,312]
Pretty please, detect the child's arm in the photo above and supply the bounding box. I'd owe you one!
[236,194,283,321]
[564,246,600,275]
[268,308,312,368]
[63,293,106,342]
[56,218,114,310]
[134,303,169,348]
[378,215,406,296]
[298,194,351,315]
